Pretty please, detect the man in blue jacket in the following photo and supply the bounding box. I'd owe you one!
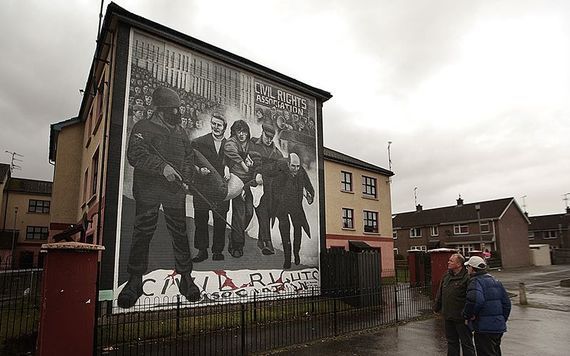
[463,256,511,356]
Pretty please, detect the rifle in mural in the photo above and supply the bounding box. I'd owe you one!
[134,133,245,238]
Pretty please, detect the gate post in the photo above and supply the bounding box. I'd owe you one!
[37,242,104,356]
[428,248,457,299]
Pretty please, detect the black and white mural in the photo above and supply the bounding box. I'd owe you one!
[114,30,320,310]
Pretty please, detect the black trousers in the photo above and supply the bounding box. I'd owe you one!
[444,319,475,356]
[277,211,303,262]
[193,208,228,254]
[255,196,272,243]
[229,187,253,250]
[127,201,192,275]
[474,332,503,356]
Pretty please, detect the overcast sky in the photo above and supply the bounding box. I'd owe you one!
[1,0,569,216]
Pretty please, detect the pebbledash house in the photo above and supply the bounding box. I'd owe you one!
[49,2,332,311]
[392,197,530,268]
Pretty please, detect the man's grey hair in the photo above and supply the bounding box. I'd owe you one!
[452,253,465,265]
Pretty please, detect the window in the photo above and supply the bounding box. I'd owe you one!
[342,208,354,229]
[453,224,469,235]
[430,226,439,237]
[410,227,421,238]
[544,231,557,239]
[410,245,427,251]
[341,171,352,192]
[26,226,48,240]
[480,221,490,233]
[528,231,535,239]
[457,244,475,256]
[393,248,399,254]
[91,149,99,197]
[94,78,106,131]
[28,200,50,214]
[363,210,378,233]
[362,176,377,198]
[393,230,397,239]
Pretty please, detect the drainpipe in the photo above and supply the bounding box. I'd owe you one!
[10,207,18,268]
[95,29,115,246]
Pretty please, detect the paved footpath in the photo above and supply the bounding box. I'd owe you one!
[275,305,570,356]
[274,265,570,355]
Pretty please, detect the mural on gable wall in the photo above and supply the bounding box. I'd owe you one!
[113,30,320,311]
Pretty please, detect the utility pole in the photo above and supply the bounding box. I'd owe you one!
[387,141,393,171]
[521,195,528,214]
[558,193,570,248]
[414,187,418,207]
[475,204,483,251]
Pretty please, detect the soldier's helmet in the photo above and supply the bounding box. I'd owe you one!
[152,87,181,108]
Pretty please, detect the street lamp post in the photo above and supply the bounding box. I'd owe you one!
[475,204,483,251]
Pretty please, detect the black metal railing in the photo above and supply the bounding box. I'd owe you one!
[95,269,432,356]
[0,267,43,355]
[0,265,432,356]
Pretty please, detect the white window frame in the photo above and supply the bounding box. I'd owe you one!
[528,231,535,239]
[342,208,354,229]
[430,226,439,237]
[393,248,399,254]
[410,227,421,238]
[410,245,427,252]
[457,244,475,256]
[480,221,490,233]
[362,175,377,198]
[393,230,398,239]
[453,224,469,235]
[363,210,379,233]
[340,171,353,192]
[544,231,558,239]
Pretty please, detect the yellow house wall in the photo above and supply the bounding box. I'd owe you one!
[50,35,114,244]
[324,159,394,273]
[324,160,392,237]
[50,123,84,225]
[79,64,109,221]
[4,192,51,243]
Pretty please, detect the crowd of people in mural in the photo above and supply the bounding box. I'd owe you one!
[127,66,219,138]
[118,66,316,309]
[127,66,316,141]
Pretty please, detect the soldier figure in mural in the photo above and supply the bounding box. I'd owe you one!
[191,113,231,263]
[250,123,284,255]
[118,86,202,308]
[223,120,256,258]
[270,153,314,269]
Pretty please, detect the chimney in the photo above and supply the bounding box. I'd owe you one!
[456,196,464,207]
[416,204,423,212]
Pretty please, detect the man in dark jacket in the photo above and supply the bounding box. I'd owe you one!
[119,86,201,309]
[249,123,284,255]
[463,256,511,356]
[269,153,314,269]
[224,120,255,258]
[191,113,230,262]
[433,253,475,356]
